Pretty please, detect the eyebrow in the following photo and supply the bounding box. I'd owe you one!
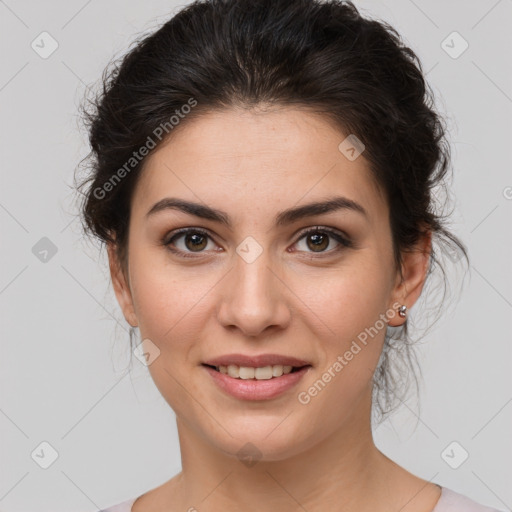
[146,195,368,227]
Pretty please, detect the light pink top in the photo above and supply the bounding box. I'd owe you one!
[99,486,505,511]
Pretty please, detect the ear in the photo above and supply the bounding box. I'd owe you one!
[107,241,138,327]
[387,230,432,327]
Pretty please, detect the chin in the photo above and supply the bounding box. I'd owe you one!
[208,420,314,463]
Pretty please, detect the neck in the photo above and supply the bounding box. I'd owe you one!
[170,393,397,511]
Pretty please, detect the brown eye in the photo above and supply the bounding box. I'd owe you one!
[163,228,217,258]
[162,226,352,260]
[182,232,208,252]
[305,232,329,252]
[293,227,352,255]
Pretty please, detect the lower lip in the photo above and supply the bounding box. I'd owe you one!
[202,365,311,401]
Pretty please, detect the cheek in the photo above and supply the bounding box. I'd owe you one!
[128,247,204,340]
[293,258,392,395]
[127,258,208,415]
[293,275,390,431]
[297,257,392,341]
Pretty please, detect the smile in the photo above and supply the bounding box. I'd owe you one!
[203,363,308,380]
[201,363,312,400]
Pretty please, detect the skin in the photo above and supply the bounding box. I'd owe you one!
[107,106,439,512]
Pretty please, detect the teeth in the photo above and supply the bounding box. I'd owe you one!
[216,364,296,379]
[227,364,239,378]
[239,366,255,379]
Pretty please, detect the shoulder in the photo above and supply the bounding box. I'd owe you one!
[96,486,506,512]
[98,476,180,511]
[434,486,505,512]
[97,496,139,512]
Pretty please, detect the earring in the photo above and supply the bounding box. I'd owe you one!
[398,305,407,318]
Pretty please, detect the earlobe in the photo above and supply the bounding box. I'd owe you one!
[106,242,138,327]
[388,231,432,327]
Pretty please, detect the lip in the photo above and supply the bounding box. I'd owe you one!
[202,364,312,401]
[202,353,311,368]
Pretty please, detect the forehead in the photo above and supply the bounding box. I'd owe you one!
[132,107,387,224]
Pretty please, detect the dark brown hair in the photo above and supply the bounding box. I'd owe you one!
[75,0,469,424]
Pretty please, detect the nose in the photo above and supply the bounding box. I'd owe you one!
[216,248,291,338]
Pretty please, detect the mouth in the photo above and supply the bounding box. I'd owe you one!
[201,362,312,400]
[201,363,311,380]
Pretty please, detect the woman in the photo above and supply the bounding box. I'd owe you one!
[76,0,504,510]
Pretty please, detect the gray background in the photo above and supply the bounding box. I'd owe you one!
[1,1,511,511]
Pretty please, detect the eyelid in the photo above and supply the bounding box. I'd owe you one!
[294,225,351,243]
[162,226,218,259]
[162,225,353,258]
[290,225,353,254]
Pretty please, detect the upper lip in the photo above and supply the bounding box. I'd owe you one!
[202,354,311,368]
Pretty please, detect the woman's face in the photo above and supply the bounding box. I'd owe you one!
[109,107,427,460]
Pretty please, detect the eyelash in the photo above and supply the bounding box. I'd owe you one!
[161,226,353,260]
